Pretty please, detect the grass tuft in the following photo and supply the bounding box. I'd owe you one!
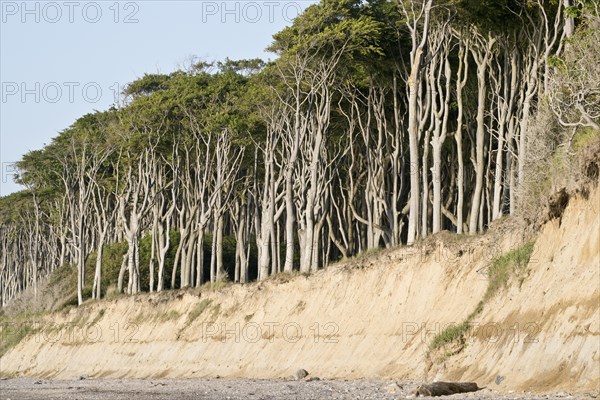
[187,299,213,326]
[0,322,34,357]
[203,281,228,291]
[429,321,470,351]
[429,241,535,354]
[483,241,535,303]
[0,311,43,357]
[154,310,182,322]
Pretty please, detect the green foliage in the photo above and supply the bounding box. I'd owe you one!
[573,128,600,151]
[102,242,129,284]
[0,321,34,357]
[451,0,529,33]
[217,58,265,76]
[0,190,36,223]
[123,73,172,98]
[429,320,471,351]
[200,233,239,283]
[1,0,588,309]
[137,229,242,289]
[47,262,75,288]
[548,8,600,130]
[138,229,180,291]
[483,241,535,303]
[0,311,42,357]
[84,241,128,298]
[270,0,384,66]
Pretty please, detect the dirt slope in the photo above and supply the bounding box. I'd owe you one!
[1,187,598,393]
[430,187,600,392]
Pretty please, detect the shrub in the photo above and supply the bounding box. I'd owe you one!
[84,241,128,298]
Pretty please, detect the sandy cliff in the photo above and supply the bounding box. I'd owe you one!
[1,187,598,393]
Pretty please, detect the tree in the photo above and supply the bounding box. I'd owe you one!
[399,0,434,244]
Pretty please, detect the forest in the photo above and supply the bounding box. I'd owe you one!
[0,0,598,306]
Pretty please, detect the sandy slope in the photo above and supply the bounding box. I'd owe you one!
[1,187,598,394]
[429,187,600,392]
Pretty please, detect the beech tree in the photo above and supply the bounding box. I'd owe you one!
[2,0,596,305]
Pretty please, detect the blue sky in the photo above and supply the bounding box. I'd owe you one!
[0,0,315,196]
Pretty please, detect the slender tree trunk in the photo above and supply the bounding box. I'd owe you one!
[469,33,496,235]
[455,42,468,234]
[403,0,433,245]
[215,214,225,281]
[92,237,104,299]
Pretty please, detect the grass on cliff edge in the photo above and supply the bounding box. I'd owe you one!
[429,241,536,353]
[0,311,41,357]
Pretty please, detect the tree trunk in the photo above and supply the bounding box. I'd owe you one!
[403,0,433,245]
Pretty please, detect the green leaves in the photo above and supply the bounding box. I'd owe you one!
[269,0,383,59]
[450,0,527,33]
[123,73,171,98]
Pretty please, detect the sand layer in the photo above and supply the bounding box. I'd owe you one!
[1,187,598,394]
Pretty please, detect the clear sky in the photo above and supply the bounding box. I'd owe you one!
[0,0,315,196]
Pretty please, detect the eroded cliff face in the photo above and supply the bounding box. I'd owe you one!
[1,188,598,393]
[428,186,600,392]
